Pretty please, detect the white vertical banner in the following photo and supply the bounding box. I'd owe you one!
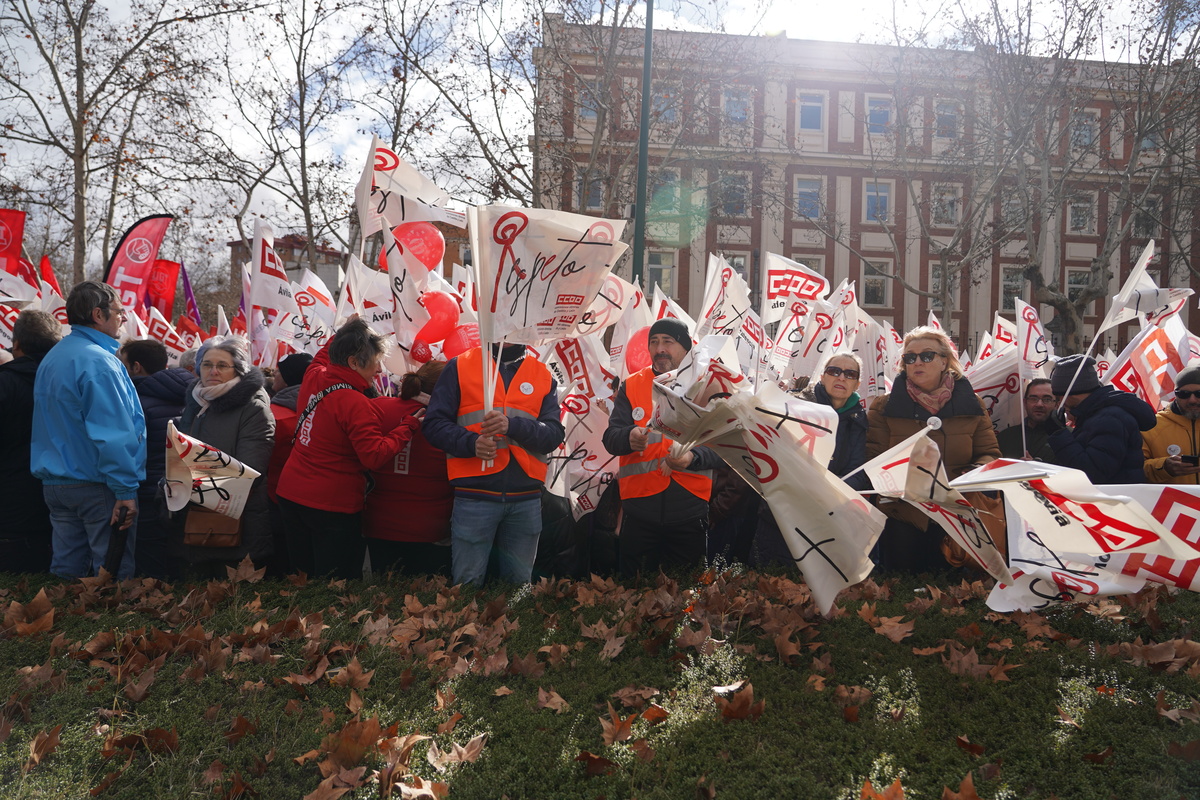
[1014,298,1054,380]
[759,252,829,327]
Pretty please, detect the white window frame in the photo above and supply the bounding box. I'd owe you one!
[1001,266,1024,311]
[578,174,605,212]
[866,95,892,135]
[723,87,751,125]
[864,179,893,224]
[1066,268,1092,304]
[797,91,825,132]
[934,100,961,139]
[1068,193,1096,234]
[794,176,823,219]
[652,86,679,125]
[646,249,677,297]
[650,169,680,215]
[718,171,752,218]
[931,184,962,227]
[577,77,603,122]
[862,261,892,308]
[1070,109,1099,150]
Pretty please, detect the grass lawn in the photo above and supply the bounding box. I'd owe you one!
[1,562,1198,799]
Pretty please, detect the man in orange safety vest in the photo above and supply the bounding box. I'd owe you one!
[603,319,718,577]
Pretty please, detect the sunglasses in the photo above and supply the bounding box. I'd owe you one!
[1176,390,1200,400]
[902,350,941,365]
[824,365,860,380]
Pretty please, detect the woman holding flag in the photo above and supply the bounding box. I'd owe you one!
[866,326,1000,572]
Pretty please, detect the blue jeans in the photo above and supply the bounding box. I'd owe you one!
[450,497,540,586]
[45,483,136,580]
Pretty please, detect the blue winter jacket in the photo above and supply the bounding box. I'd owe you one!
[31,326,146,499]
[1048,384,1156,485]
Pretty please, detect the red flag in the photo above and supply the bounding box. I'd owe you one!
[105,215,173,310]
[38,256,61,295]
[175,313,205,342]
[146,259,180,319]
[0,209,26,276]
[15,258,40,290]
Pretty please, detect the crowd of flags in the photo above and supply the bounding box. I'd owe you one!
[3,140,1200,613]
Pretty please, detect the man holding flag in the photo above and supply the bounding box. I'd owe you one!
[1048,354,1155,485]
[423,342,564,586]
[602,319,720,577]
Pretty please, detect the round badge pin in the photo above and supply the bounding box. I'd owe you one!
[520,382,534,395]
[632,407,645,421]
[1168,444,1182,457]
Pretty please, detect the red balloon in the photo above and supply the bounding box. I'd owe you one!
[410,339,432,363]
[442,323,481,359]
[624,325,652,374]
[393,222,445,271]
[414,290,461,344]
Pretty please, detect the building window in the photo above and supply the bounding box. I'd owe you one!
[1067,269,1092,303]
[578,78,602,121]
[578,174,605,211]
[1140,128,1163,152]
[718,172,750,218]
[798,92,823,131]
[1002,267,1024,311]
[1070,110,1099,149]
[1134,197,1160,238]
[863,262,891,307]
[1068,195,1095,234]
[935,101,960,139]
[723,253,749,281]
[723,88,751,125]
[865,181,891,223]
[652,88,678,124]
[931,185,961,226]
[1001,192,1025,230]
[647,250,676,296]
[650,170,680,214]
[867,96,892,135]
[794,177,822,219]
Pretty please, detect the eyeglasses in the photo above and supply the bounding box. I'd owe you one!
[824,365,860,380]
[1176,390,1200,400]
[901,350,941,365]
[102,305,129,318]
[200,362,235,372]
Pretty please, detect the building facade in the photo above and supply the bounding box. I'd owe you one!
[535,16,1200,352]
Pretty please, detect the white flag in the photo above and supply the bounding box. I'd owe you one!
[1014,299,1054,380]
[760,253,829,326]
[164,421,262,518]
[1097,240,1158,335]
[470,204,628,344]
[355,135,465,239]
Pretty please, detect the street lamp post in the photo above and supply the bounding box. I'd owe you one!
[630,0,654,285]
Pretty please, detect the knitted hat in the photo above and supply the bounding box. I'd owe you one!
[1050,354,1101,396]
[1176,363,1200,389]
[648,318,692,352]
[278,352,314,387]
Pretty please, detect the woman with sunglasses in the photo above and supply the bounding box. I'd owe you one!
[752,353,870,567]
[865,325,1000,572]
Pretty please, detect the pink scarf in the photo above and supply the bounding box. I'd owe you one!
[906,372,954,415]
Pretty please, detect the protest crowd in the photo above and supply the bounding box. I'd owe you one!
[4,141,1200,617]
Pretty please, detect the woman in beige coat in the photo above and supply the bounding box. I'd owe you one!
[865,326,1000,572]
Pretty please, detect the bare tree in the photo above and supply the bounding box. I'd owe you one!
[0,0,249,284]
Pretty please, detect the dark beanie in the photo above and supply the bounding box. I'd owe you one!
[648,318,692,351]
[1177,363,1200,388]
[278,352,314,387]
[1050,354,1101,395]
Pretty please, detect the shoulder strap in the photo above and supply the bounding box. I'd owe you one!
[291,382,354,445]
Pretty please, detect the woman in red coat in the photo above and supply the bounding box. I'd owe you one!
[364,361,453,577]
[276,319,420,579]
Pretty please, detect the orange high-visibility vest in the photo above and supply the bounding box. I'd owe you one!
[617,367,713,501]
[447,347,553,482]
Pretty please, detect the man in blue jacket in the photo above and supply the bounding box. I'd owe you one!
[1048,353,1156,485]
[32,281,146,579]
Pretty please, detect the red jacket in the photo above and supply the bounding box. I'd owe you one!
[266,402,298,503]
[363,396,452,542]
[276,344,418,513]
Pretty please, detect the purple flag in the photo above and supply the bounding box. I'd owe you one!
[180,261,203,327]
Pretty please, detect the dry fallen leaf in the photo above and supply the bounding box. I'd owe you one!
[630,738,656,763]
[714,681,764,722]
[955,735,985,757]
[940,772,982,800]
[1083,745,1113,764]
[575,750,616,776]
[426,732,488,772]
[537,687,570,714]
[599,701,636,744]
[227,556,266,584]
[1167,739,1200,761]
[329,657,374,690]
[493,686,513,697]
[436,713,463,734]
[860,777,905,799]
[23,724,62,774]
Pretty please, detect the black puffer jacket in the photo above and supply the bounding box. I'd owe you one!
[177,368,275,566]
[800,383,869,491]
[0,355,51,544]
[134,367,193,487]
[1049,385,1157,485]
